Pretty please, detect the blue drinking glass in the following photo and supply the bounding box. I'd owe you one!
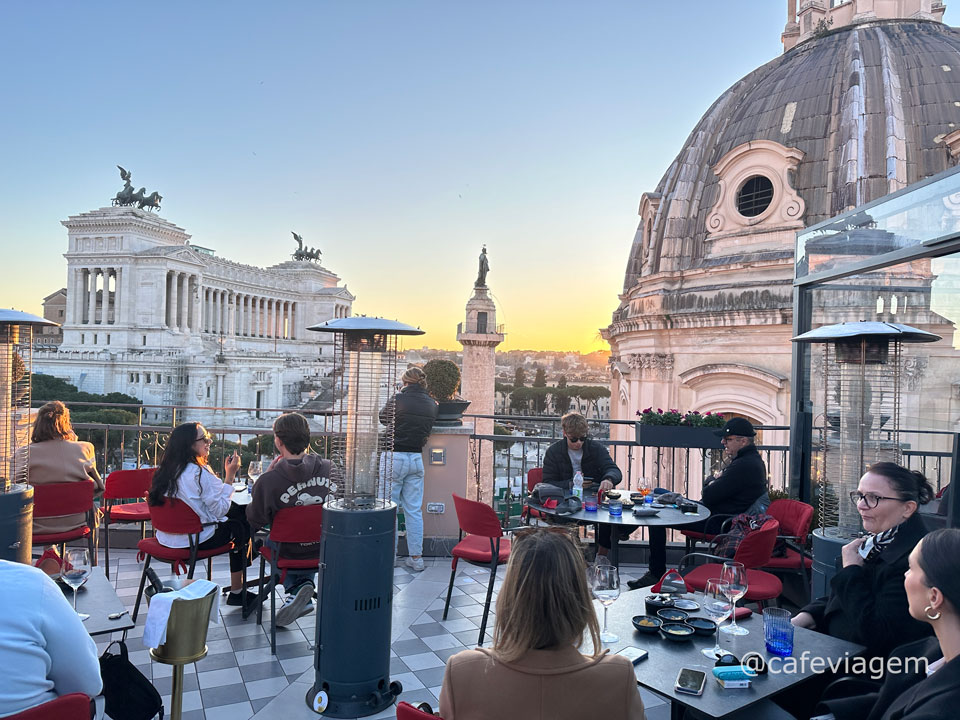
[763,607,794,656]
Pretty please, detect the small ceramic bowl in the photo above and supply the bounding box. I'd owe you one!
[631,615,662,634]
[656,608,690,623]
[659,622,695,642]
[644,595,674,615]
[685,617,718,636]
[672,598,701,611]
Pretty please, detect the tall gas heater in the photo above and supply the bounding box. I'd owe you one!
[0,310,57,563]
[306,317,424,717]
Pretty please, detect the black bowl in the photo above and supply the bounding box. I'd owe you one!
[685,617,718,636]
[659,622,695,642]
[644,595,674,614]
[656,608,690,623]
[631,615,662,634]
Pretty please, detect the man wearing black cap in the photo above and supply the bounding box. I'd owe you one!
[627,417,768,589]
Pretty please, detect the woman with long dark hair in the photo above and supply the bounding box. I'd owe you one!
[149,422,256,609]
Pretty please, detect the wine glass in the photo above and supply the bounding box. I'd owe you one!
[592,564,620,643]
[247,460,263,486]
[638,478,651,501]
[720,562,749,635]
[701,578,733,658]
[63,548,91,621]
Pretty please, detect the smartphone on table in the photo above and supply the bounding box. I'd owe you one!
[616,646,648,665]
[675,668,707,696]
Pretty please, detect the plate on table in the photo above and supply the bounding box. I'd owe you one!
[232,486,253,506]
[649,502,666,508]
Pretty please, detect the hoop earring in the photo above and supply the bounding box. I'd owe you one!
[924,605,942,621]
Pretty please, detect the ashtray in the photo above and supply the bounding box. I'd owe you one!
[656,608,690,623]
[660,622,695,642]
[685,617,718,636]
[644,594,674,614]
[631,615,662,634]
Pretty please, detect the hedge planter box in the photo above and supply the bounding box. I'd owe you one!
[635,423,723,449]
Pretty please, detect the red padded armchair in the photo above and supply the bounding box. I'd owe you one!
[31,481,97,565]
[443,494,511,647]
[520,467,546,524]
[102,468,155,578]
[761,498,815,591]
[679,518,783,609]
[5,693,92,720]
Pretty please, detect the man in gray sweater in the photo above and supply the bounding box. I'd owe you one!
[248,412,335,625]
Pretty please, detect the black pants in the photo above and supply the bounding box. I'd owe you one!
[197,502,252,574]
[647,519,711,576]
[597,524,634,550]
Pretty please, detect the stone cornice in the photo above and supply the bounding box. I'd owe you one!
[62,207,190,244]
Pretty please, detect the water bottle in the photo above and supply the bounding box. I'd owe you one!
[573,471,584,500]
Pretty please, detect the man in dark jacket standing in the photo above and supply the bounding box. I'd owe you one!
[628,417,768,589]
[379,367,438,572]
[542,412,626,558]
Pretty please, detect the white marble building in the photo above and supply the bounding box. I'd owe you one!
[34,205,354,426]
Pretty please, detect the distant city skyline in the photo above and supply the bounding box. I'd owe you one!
[3,2,955,353]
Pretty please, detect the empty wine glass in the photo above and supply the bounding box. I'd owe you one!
[63,548,91,621]
[720,561,749,635]
[247,460,263,486]
[701,578,733,658]
[592,563,620,643]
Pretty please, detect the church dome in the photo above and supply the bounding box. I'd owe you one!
[622,18,960,292]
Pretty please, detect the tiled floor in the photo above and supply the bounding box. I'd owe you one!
[96,549,672,720]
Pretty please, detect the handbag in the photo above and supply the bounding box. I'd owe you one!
[99,640,165,720]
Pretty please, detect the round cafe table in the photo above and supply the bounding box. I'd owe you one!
[524,497,711,567]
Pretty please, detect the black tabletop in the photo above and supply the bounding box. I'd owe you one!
[600,591,864,719]
[528,498,711,528]
[68,568,135,637]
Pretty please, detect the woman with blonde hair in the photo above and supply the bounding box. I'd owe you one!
[439,528,645,719]
[24,401,103,570]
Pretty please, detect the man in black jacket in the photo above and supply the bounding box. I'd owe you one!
[379,367,438,572]
[541,413,627,558]
[628,417,768,589]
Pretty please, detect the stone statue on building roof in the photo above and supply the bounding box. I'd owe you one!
[112,166,162,212]
[476,245,489,287]
[292,231,322,262]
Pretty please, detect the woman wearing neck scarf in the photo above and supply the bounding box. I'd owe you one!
[809,528,960,720]
[792,462,933,659]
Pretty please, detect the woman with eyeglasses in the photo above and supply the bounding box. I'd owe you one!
[792,462,933,659]
[148,422,257,610]
[438,528,645,720]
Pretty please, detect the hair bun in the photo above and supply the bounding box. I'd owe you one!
[914,471,935,505]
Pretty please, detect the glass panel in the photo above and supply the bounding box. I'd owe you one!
[796,169,960,278]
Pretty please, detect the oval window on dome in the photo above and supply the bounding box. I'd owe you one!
[736,175,774,217]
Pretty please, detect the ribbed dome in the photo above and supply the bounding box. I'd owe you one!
[623,19,960,292]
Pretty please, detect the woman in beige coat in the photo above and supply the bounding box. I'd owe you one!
[438,528,646,720]
[26,401,103,539]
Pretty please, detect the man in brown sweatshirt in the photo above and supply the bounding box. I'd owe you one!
[247,412,334,626]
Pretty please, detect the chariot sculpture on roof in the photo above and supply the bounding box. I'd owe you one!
[112,166,163,211]
[292,232,322,262]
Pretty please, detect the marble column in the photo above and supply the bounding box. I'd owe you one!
[87,268,98,326]
[113,268,122,325]
[169,272,180,331]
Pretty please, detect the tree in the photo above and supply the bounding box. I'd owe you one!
[533,367,547,387]
[577,386,611,419]
[556,375,567,389]
[509,386,532,415]
[530,387,549,415]
[493,423,515,452]
[514,366,526,388]
[552,388,571,415]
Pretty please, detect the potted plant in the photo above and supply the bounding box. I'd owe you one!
[423,359,471,426]
[634,408,725,449]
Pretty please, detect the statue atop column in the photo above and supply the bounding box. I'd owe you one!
[476,245,489,287]
[111,165,162,212]
[292,232,322,262]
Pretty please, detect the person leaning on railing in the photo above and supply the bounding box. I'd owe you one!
[811,528,960,720]
[438,527,645,720]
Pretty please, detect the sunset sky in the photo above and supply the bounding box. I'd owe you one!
[3,2,954,352]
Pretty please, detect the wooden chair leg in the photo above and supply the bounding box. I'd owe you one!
[442,558,459,620]
[132,556,152,623]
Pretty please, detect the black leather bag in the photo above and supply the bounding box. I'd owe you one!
[530,482,565,505]
[99,640,165,720]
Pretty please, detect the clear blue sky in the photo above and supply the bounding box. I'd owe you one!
[2,2,954,351]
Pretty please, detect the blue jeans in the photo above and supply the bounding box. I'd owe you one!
[390,452,425,557]
[265,538,316,593]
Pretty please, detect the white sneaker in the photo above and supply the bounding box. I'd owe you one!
[404,556,425,572]
[275,583,315,627]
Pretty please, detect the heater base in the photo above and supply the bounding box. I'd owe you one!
[306,681,402,718]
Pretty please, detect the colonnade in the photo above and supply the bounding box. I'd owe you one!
[201,288,298,340]
[71,267,122,325]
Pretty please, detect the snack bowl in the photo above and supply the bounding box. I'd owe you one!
[630,492,645,503]
[659,622,695,642]
[685,617,718,636]
[656,608,690,623]
[631,615,662,634]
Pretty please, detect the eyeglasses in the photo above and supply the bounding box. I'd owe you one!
[195,434,213,445]
[567,436,587,443]
[849,491,906,508]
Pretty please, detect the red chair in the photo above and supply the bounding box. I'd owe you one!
[102,468,155,579]
[679,513,735,554]
[443,494,512,647]
[679,518,783,609]
[5,693,91,720]
[31,481,97,566]
[255,505,324,653]
[761,498,815,590]
[131,497,233,622]
[520,467,546,524]
[397,701,441,718]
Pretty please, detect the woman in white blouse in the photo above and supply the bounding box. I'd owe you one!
[148,422,256,609]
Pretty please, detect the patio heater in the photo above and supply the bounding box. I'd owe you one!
[792,321,939,593]
[0,310,57,563]
[305,316,424,718]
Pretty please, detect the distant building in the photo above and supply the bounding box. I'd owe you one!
[34,204,354,426]
[35,289,66,347]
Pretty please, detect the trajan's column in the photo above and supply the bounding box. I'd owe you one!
[457,246,504,503]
